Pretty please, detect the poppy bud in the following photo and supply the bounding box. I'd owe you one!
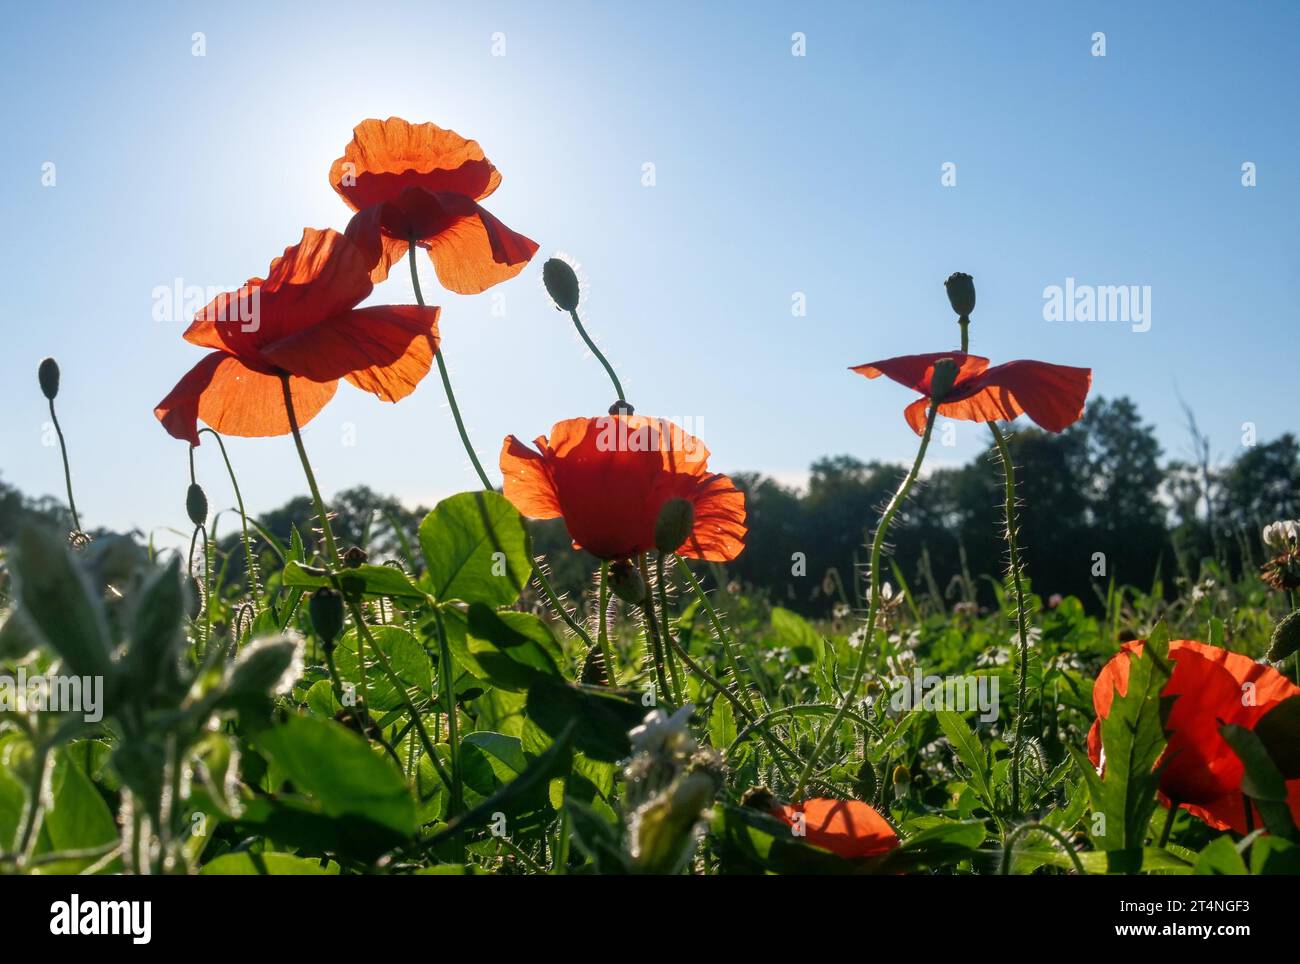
[38,357,60,400]
[309,587,345,649]
[929,357,959,401]
[609,559,648,604]
[608,399,634,416]
[343,546,368,569]
[185,483,207,527]
[1267,609,1300,662]
[944,272,975,317]
[654,498,695,555]
[542,257,580,311]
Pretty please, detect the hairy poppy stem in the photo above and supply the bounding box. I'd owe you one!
[795,402,940,797]
[406,242,494,489]
[569,308,626,403]
[655,554,685,703]
[990,422,1032,816]
[279,375,455,793]
[597,562,619,687]
[674,556,760,717]
[198,428,261,603]
[638,554,675,705]
[999,822,1087,876]
[47,398,83,538]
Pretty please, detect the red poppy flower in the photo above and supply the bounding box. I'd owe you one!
[851,351,1092,434]
[329,117,538,292]
[499,415,746,561]
[1088,638,1300,833]
[771,798,900,859]
[155,228,440,446]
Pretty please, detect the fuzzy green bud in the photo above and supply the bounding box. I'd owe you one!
[185,483,208,527]
[1268,609,1300,662]
[38,357,60,400]
[929,357,959,401]
[309,587,345,649]
[944,272,975,317]
[609,559,648,604]
[542,258,580,311]
[654,498,695,555]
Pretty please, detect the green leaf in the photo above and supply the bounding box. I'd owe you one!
[709,696,737,751]
[873,817,986,874]
[769,607,825,664]
[1193,835,1250,875]
[282,562,427,601]
[451,604,563,692]
[419,491,533,607]
[1255,695,1300,779]
[10,525,114,680]
[526,676,646,762]
[430,723,574,843]
[257,715,415,837]
[462,732,528,784]
[41,747,121,873]
[200,852,339,875]
[123,557,187,699]
[333,625,431,710]
[1220,723,1297,841]
[1073,623,1173,873]
[937,710,998,819]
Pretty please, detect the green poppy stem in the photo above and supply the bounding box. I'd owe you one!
[406,242,494,490]
[674,556,760,717]
[795,400,940,797]
[568,308,625,403]
[278,374,454,793]
[990,421,1032,816]
[198,428,261,602]
[597,561,618,686]
[47,397,82,537]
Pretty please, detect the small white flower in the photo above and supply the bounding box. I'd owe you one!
[628,704,695,756]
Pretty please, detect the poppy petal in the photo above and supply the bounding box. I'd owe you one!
[677,473,747,562]
[421,198,539,295]
[330,117,502,212]
[773,798,899,859]
[851,352,989,393]
[184,228,373,355]
[950,360,1092,432]
[500,435,564,519]
[344,205,412,283]
[155,352,338,445]
[260,305,441,403]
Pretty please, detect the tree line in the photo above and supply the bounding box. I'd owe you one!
[2,395,1295,616]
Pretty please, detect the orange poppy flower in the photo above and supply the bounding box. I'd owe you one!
[155,228,440,446]
[499,415,746,561]
[1088,638,1300,833]
[329,117,538,292]
[851,351,1092,434]
[771,798,900,859]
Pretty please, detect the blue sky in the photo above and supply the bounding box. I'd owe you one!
[3,0,1297,540]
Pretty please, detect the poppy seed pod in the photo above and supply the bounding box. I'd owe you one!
[609,559,648,604]
[654,498,695,554]
[542,257,580,311]
[185,483,208,527]
[944,272,975,317]
[38,357,60,400]
[309,587,346,648]
[608,399,635,416]
[928,357,959,402]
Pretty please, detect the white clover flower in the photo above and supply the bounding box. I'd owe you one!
[628,704,695,757]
